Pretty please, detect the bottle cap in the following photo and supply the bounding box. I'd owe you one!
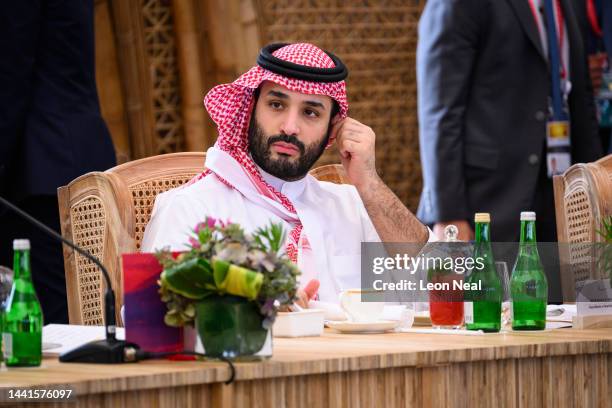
[520,211,536,221]
[474,213,490,223]
[13,239,30,251]
[444,225,459,242]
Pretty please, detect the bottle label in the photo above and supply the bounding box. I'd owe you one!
[2,333,12,358]
[464,302,474,324]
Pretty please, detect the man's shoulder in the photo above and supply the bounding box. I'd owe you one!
[156,173,236,206]
[308,176,358,197]
[306,176,363,209]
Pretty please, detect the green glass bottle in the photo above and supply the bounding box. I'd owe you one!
[465,213,502,332]
[510,212,548,330]
[2,239,43,366]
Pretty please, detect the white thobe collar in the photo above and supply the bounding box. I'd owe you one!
[255,163,308,201]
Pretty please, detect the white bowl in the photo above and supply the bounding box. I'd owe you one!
[273,309,325,337]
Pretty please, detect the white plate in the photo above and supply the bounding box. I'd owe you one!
[326,320,399,334]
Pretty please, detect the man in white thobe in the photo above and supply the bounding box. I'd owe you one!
[142,43,431,305]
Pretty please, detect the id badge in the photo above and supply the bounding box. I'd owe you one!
[545,120,571,177]
[546,120,571,148]
[546,152,571,177]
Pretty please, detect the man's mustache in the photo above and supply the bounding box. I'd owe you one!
[267,134,305,155]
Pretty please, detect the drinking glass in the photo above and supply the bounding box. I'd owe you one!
[0,266,13,308]
[0,266,13,361]
[495,261,511,330]
[428,272,464,329]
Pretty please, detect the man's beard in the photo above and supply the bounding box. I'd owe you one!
[248,117,329,181]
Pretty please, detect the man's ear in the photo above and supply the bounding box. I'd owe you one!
[326,115,344,148]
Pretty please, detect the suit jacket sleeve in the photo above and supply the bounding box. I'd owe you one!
[567,0,603,162]
[416,0,482,224]
[0,3,42,194]
[601,0,612,56]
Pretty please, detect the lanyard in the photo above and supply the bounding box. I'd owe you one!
[587,0,603,37]
[528,0,567,79]
[544,0,567,120]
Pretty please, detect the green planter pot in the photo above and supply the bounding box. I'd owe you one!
[195,295,270,360]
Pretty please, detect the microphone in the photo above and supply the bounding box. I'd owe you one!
[0,195,139,363]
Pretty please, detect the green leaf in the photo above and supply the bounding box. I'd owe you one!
[213,258,230,286]
[596,216,612,243]
[161,258,214,299]
[252,222,286,253]
[213,258,263,300]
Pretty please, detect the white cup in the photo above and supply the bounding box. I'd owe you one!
[339,289,385,322]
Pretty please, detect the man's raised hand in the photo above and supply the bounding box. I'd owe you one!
[331,117,379,188]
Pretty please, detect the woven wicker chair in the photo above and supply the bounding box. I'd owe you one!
[58,152,206,325]
[553,154,612,301]
[59,155,347,326]
[309,164,349,185]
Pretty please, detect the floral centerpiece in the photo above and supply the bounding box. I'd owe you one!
[155,217,300,359]
[596,215,612,284]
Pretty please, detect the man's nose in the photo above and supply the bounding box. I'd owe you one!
[280,108,300,136]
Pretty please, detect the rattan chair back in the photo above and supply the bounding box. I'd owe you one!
[58,152,206,325]
[553,154,612,301]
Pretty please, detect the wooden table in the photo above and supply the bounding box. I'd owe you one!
[1,328,612,408]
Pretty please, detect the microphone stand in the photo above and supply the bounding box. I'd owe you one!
[0,196,139,363]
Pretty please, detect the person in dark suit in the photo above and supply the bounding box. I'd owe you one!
[0,1,116,323]
[600,0,612,53]
[582,0,612,153]
[416,0,603,301]
[598,0,612,153]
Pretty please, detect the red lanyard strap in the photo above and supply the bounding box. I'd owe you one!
[587,0,603,37]
[528,0,567,78]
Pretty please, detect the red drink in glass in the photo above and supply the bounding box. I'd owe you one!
[428,273,464,329]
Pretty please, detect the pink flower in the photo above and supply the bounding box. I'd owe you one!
[194,217,217,234]
[188,236,200,249]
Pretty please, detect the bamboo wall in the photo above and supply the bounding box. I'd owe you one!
[93,0,424,210]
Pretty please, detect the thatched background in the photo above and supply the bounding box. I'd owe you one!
[94,0,425,209]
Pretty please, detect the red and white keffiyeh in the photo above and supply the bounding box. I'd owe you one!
[190,43,348,270]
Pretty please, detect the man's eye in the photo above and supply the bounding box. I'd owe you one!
[304,109,319,118]
[269,101,283,110]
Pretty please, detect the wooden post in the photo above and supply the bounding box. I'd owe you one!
[235,0,261,73]
[109,0,156,159]
[173,0,210,151]
[94,0,131,163]
[204,0,261,84]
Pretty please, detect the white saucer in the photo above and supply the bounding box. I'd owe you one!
[326,320,399,334]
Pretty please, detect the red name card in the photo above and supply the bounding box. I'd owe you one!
[122,253,183,353]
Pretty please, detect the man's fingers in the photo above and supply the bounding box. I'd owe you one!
[329,118,346,143]
[339,138,369,158]
[333,119,366,144]
[338,130,365,143]
[331,113,342,126]
[337,122,375,147]
[339,138,354,150]
[295,290,309,309]
[296,297,308,309]
[335,117,375,162]
[304,279,320,300]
